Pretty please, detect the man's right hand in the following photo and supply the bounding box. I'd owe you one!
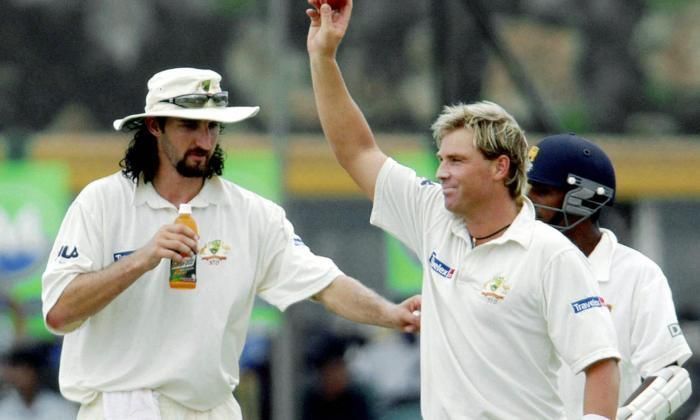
[135,223,199,272]
[306,0,353,60]
[306,0,387,200]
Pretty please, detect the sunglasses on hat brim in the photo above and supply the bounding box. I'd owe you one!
[159,91,229,108]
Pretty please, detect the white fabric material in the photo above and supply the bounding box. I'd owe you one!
[370,159,620,419]
[78,392,240,420]
[112,68,259,130]
[558,229,692,419]
[42,173,342,411]
[102,390,160,420]
[582,415,609,420]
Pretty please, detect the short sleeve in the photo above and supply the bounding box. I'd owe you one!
[370,158,443,257]
[256,210,343,311]
[544,249,620,373]
[41,199,103,334]
[628,264,692,376]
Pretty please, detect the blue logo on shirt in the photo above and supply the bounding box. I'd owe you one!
[571,296,604,314]
[429,251,455,279]
[113,250,134,262]
[57,245,79,259]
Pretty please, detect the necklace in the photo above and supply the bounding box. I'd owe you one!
[471,223,511,245]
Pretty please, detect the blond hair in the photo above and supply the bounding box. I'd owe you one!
[431,101,530,201]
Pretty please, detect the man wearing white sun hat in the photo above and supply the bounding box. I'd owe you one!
[41,67,421,419]
[111,68,260,131]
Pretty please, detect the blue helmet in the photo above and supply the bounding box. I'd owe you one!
[528,133,615,230]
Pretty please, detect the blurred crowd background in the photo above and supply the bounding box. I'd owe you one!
[0,0,699,419]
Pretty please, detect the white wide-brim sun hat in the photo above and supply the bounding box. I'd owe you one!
[113,67,260,131]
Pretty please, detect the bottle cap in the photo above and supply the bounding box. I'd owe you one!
[178,203,192,214]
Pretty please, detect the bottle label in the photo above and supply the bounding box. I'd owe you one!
[170,255,197,289]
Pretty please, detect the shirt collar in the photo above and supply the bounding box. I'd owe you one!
[490,197,535,248]
[133,176,225,209]
[449,196,535,249]
[587,228,616,283]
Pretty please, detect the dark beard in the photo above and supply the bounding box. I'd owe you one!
[176,150,210,177]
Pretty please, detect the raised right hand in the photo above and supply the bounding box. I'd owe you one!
[306,0,353,60]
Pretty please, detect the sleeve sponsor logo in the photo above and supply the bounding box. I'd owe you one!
[420,178,435,187]
[113,250,134,262]
[57,245,79,260]
[428,251,455,279]
[668,323,683,337]
[571,296,606,314]
[293,235,305,247]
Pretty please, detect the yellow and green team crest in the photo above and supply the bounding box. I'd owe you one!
[480,276,511,303]
[199,239,231,264]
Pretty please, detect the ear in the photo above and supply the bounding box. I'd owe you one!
[492,155,511,181]
[144,117,162,137]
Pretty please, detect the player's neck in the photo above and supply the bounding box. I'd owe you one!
[153,169,205,207]
[567,223,602,257]
[464,198,519,246]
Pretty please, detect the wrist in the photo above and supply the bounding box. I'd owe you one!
[124,248,154,275]
[310,52,337,66]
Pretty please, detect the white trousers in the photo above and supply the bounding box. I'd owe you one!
[76,392,241,420]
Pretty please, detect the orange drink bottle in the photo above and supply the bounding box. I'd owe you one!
[169,203,198,289]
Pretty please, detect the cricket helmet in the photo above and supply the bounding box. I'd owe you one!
[528,133,615,230]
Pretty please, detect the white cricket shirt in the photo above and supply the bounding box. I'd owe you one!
[42,173,342,411]
[370,159,620,419]
[558,229,692,419]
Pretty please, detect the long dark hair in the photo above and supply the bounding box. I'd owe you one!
[119,118,225,183]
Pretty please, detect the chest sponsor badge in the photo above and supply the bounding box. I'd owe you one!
[480,276,511,303]
[199,240,230,265]
[428,251,455,279]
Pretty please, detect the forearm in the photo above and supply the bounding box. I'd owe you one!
[583,358,620,419]
[314,275,398,328]
[46,250,151,332]
[310,55,376,163]
[309,55,386,197]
